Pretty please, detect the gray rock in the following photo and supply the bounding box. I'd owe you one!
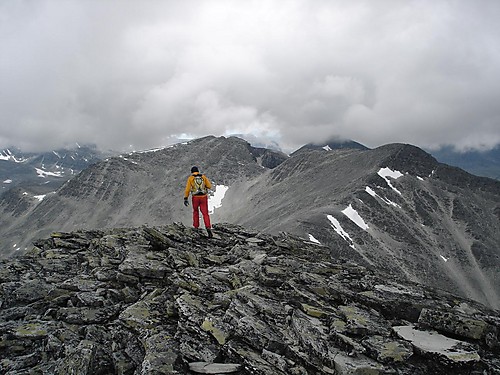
[0,223,499,374]
[332,351,385,375]
[393,325,480,364]
[189,361,242,374]
[55,340,104,375]
[418,307,491,340]
[361,335,413,363]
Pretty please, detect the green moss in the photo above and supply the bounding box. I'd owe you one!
[120,301,161,329]
[177,280,200,293]
[301,303,328,318]
[311,287,328,296]
[230,275,242,289]
[264,266,286,276]
[340,306,368,325]
[14,323,48,338]
[448,352,480,362]
[44,250,61,259]
[314,267,343,275]
[201,319,229,345]
[380,342,412,362]
[331,319,347,333]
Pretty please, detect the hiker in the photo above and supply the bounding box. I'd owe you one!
[184,166,213,238]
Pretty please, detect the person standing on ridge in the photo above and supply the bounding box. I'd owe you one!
[184,166,213,238]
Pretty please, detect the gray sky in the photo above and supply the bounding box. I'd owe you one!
[1,1,500,153]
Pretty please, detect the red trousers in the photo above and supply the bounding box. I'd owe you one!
[192,195,211,229]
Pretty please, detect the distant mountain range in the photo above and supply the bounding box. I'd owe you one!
[427,145,500,181]
[1,144,112,196]
[289,138,500,181]
[1,135,499,311]
[2,139,497,201]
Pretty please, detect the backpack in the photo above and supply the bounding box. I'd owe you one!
[193,174,207,195]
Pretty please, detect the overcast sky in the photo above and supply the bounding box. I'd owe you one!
[1,1,500,153]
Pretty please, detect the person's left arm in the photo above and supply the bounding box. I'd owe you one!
[203,175,212,190]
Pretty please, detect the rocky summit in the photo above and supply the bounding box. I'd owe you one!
[1,223,499,375]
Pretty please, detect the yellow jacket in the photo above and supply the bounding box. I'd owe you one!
[184,172,212,198]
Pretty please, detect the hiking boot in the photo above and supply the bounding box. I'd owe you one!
[207,229,213,238]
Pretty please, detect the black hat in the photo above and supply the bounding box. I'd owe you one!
[191,166,199,173]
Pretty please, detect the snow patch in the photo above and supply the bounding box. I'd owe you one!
[327,215,355,249]
[365,186,400,207]
[120,156,138,165]
[3,179,12,184]
[417,176,424,181]
[379,167,404,179]
[378,167,403,195]
[0,149,23,162]
[35,168,63,178]
[308,234,321,245]
[365,186,377,197]
[209,185,229,214]
[342,204,369,230]
[322,145,332,151]
[132,146,168,154]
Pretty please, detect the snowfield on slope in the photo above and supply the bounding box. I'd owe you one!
[378,167,404,195]
[327,215,356,249]
[209,185,229,214]
[342,204,369,230]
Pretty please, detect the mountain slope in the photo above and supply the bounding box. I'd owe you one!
[2,136,499,310]
[216,143,500,308]
[0,136,285,256]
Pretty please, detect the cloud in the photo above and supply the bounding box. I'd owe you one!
[1,0,500,152]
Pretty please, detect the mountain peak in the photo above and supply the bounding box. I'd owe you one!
[1,223,499,374]
[375,143,438,176]
[291,138,369,156]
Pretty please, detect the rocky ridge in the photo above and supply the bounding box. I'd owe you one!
[1,223,499,374]
[2,136,500,310]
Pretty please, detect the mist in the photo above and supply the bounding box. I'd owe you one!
[1,1,500,153]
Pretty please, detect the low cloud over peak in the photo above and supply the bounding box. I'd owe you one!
[1,1,500,152]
